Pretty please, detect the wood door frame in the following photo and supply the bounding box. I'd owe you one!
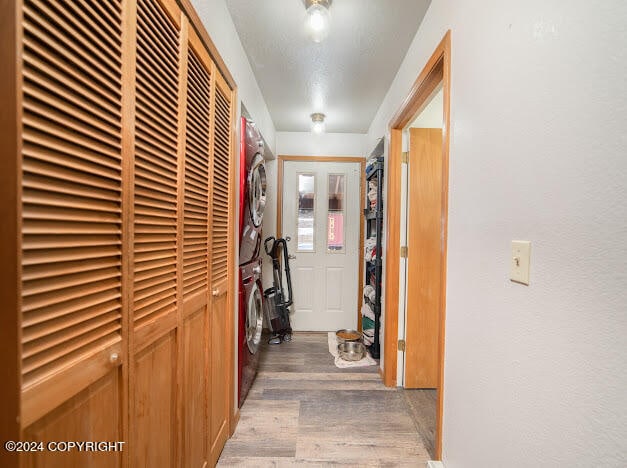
[383,30,451,460]
[277,155,366,331]
[0,1,21,466]
[226,86,238,441]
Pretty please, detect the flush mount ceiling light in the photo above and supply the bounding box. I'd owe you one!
[310,112,326,134]
[304,0,331,43]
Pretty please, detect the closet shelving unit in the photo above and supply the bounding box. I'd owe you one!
[363,150,384,359]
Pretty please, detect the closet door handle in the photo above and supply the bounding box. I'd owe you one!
[212,289,219,296]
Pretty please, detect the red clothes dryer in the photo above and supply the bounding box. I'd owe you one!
[237,258,264,407]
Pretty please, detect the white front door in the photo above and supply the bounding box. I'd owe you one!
[282,160,361,331]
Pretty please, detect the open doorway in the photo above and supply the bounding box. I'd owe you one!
[383,31,451,460]
[399,85,444,458]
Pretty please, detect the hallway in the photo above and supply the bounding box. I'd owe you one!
[218,333,432,466]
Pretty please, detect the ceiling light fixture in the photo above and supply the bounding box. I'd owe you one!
[310,112,326,134]
[304,0,331,43]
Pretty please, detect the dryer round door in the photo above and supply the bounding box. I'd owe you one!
[246,282,264,354]
[248,153,267,227]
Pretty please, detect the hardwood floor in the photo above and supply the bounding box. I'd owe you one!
[218,332,431,466]
[402,389,436,459]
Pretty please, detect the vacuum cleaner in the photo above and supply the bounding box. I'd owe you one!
[263,236,294,344]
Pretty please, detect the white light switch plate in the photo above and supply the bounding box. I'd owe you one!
[510,240,531,285]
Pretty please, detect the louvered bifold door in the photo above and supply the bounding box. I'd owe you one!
[209,70,235,465]
[183,34,211,306]
[180,28,212,468]
[20,0,125,462]
[132,0,181,466]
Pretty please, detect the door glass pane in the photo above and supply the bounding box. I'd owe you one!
[297,173,315,251]
[327,174,345,252]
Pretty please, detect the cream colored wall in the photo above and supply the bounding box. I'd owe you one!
[369,1,627,466]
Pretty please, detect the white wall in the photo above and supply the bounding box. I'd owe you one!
[191,0,275,151]
[276,132,366,157]
[368,1,627,466]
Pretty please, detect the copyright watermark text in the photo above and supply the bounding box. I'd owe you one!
[4,441,125,452]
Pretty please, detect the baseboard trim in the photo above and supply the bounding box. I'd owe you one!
[230,408,240,436]
[426,461,444,468]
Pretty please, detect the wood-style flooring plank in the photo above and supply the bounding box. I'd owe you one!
[257,371,382,381]
[217,333,431,466]
[403,389,437,459]
[295,430,429,463]
[257,379,394,392]
[218,400,300,459]
[217,456,297,467]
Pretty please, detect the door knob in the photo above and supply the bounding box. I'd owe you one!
[288,254,296,260]
[285,236,291,242]
[212,289,219,296]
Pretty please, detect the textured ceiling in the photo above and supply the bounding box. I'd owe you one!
[226,0,431,133]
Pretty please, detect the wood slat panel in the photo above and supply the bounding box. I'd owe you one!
[21,0,123,390]
[210,85,231,287]
[134,0,180,327]
[183,47,210,298]
[136,89,178,135]
[22,1,121,93]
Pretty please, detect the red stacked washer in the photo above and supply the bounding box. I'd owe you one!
[237,117,267,407]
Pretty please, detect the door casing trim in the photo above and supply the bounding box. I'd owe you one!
[277,155,366,330]
[383,30,451,460]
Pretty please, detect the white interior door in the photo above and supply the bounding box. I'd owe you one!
[282,160,360,331]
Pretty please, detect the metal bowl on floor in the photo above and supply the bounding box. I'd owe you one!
[335,329,362,343]
[337,341,367,361]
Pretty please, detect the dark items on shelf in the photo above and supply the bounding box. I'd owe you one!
[362,155,384,358]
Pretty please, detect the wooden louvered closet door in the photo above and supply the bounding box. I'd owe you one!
[180,27,213,468]
[20,0,125,466]
[209,70,235,465]
[12,0,237,465]
[131,0,181,466]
